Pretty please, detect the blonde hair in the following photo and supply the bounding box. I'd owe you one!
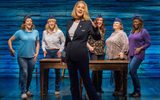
[45,18,59,33]
[71,1,90,20]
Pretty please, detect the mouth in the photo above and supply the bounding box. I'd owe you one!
[77,10,83,15]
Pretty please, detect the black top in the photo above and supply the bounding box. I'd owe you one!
[65,19,101,62]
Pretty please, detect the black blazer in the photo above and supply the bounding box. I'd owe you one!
[65,19,101,62]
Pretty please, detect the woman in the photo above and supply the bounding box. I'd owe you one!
[106,18,128,96]
[128,16,151,97]
[42,16,65,95]
[87,15,105,94]
[65,1,101,100]
[8,15,40,99]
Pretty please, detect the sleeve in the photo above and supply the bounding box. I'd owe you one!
[120,32,129,54]
[88,20,101,40]
[142,29,151,50]
[64,21,70,48]
[42,31,46,52]
[59,31,66,52]
[13,30,20,40]
[36,30,40,40]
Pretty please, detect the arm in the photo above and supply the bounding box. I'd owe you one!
[141,29,151,50]
[88,20,101,40]
[121,32,129,54]
[42,31,47,57]
[119,32,129,59]
[87,42,94,53]
[34,40,40,62]
[135,29,151,54]
[8,35,16,57]
[34,31,40,62]
[57,31,66,58]
[59,31,65,52]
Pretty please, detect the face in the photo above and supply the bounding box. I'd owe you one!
[133,19,141,30]
[48,20,56,29]
[96,17,103,28]
[75,2,85,18]
[113,21,121,30]
[24,18,33,30]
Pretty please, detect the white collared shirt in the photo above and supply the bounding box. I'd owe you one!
[42,29,65,52]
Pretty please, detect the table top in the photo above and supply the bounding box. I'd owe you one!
[40,58,129,64]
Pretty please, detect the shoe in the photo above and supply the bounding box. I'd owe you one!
[112,91,123,96]
[55,90,60,95]
[21,93,27,100]
[26,91,33,97]
[129,92,141,97]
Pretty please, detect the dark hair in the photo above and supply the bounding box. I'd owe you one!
[95,14,106,34]
[131,16,143,33]
[21,15,35,30]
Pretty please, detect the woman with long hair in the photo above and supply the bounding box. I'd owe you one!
[8,15,40,99]
[65,1,101,100]
[128,16,151,97]
[87,14,106,94]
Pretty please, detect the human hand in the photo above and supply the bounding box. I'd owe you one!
[135,47,142,54]
[9,49,15,57]
[43,51,47,57]
[119,52,124,59]
[57,51,62,58]
[88,46,94,53]
[34,53,38,62]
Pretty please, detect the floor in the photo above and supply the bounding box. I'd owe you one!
[0,76,160,100]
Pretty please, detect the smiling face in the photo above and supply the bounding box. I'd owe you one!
[113,21,122,30]
[133,19,141,30]
[75,2,85,19]
[24,18,33,30]
[96,17,103,28]
[48,19,56,30]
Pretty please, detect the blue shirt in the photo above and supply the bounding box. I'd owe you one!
[14,29,39,58]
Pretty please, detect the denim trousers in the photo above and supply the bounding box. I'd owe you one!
[45,49,60,91]
[18,57,35,94]
[129,56,142,93]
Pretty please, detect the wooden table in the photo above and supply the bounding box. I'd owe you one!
[40,59,129,97]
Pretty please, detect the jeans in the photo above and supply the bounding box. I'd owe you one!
[45,49,60,91]
[129,56,142,93]
[18,57,35,94]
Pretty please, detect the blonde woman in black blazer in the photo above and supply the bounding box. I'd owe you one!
[65,1,101,100]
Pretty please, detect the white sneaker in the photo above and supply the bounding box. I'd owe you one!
[21,93,27,99]
[26,91,33,97]
[55,91,60,95]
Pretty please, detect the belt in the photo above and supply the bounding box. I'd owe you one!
[47,48,59,50]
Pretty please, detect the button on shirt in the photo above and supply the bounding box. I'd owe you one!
[14,29,39,58]
[42,29,65,52]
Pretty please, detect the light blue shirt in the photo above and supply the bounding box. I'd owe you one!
[14,29,39,58]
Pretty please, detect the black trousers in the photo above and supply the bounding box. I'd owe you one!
[67,57,99,100]
[114,71,123,92]
[90,53,104,92]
